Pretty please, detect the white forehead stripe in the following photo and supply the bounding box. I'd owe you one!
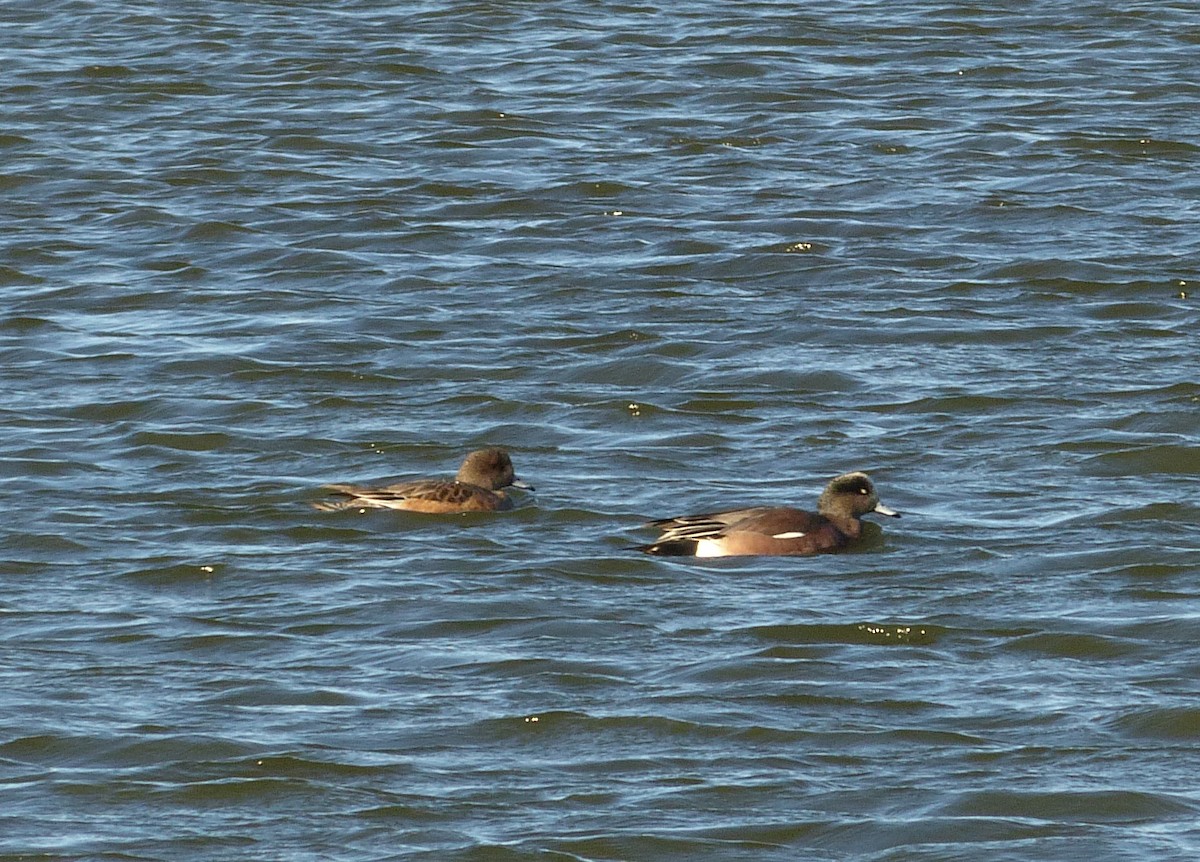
[772,531,807,539]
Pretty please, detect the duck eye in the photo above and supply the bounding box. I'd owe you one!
[859,488,868,494]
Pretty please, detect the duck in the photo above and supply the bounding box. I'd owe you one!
[636,471,899,557]
[313,447,533,514]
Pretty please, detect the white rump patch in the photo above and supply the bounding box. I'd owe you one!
[693,539,729,558]
[771,531,807,539]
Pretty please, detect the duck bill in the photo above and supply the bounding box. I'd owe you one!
[511,479,535,491]
[873,502,900,518]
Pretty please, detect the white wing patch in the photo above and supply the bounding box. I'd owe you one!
[771,531,807,539]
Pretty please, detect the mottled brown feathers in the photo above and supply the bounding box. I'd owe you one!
[313,448,532,514]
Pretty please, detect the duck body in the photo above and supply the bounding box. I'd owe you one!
[313,448,532,514]
[638,471,898,557]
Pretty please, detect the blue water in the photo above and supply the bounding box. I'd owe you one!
[2,1,1199,859]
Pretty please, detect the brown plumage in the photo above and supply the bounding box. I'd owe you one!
[636,471,899,557]
[313,448,533,514]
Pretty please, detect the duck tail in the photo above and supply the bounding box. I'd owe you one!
[312,498,356,512]
[633,539,700,556]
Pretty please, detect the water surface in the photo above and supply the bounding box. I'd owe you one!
[2,1,1199,859]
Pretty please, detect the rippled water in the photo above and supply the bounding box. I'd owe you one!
[2,1,1199,859]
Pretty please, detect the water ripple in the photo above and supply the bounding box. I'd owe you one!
[3,0,1199,859]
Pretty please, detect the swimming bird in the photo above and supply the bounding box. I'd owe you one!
[636,471,899,557]
[313,447,533,514]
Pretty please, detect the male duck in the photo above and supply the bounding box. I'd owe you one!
[637,471,899,557]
